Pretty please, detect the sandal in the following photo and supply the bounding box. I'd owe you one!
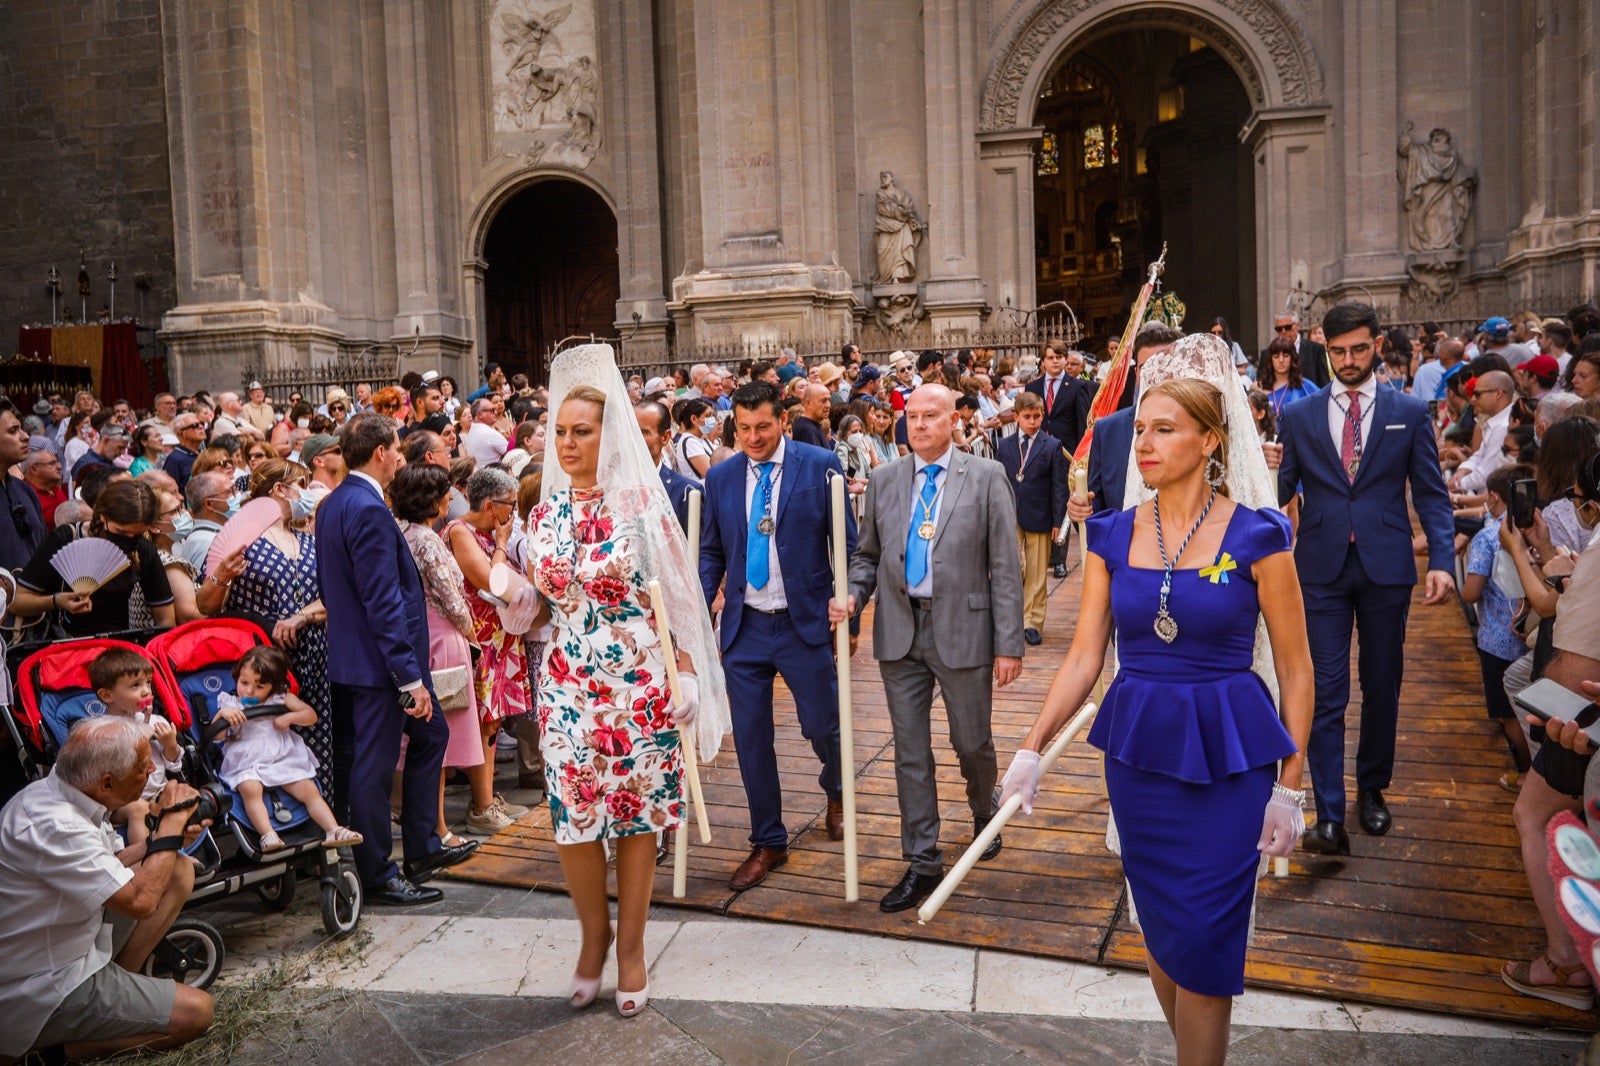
[260,831,286,852]
[1501,953,1595,1010]
[440,832,470,849]
[1499,771,1522,794]
[323,826,364,847]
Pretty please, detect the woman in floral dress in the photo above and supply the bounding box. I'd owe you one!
[443,466,532,835]
[525,374,720,1018]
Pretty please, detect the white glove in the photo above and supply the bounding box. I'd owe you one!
[672,672,699,728]
[998,749,1042,815]
[1256,783,1305,858]
[498,585,540,636]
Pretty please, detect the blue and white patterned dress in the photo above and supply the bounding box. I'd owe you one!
[207,531,333,794]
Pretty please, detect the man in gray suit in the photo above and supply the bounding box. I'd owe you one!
[831,383,1026,913]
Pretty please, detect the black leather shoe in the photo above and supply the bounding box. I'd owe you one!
[1024,628,1042,646]
[880,866,942,913]
[975,818,1003,862]
[1301,821,1350,856]
[1357,788,1392,835]
[403,840,479,884]
[367,875,443,906]
[1052,563,1068,579]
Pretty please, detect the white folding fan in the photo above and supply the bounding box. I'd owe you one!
[50,537,132,593]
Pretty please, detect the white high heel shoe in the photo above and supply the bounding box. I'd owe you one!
[615,982,649,1017]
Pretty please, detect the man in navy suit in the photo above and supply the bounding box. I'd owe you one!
[317,413,473,904]
[700,381,857,890]
[1277,302,1455,856]
[996,392,1066,645]
[1067,324,1184,524]
[634,399,694,530]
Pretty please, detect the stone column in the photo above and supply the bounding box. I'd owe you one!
[602,0,669,348]
[1335,1,1406,289]
[920,0,985,336]
[977,129,1043,319]
[1242,106,1332,338]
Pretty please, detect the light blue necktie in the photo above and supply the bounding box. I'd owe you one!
[746,462,775,589]
[904,464,942,587]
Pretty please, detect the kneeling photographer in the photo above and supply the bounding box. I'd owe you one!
[0,717,215,1063]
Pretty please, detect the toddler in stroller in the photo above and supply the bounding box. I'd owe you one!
[212,645,361,852]
[87,648,184,844]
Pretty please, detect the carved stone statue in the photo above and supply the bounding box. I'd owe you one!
[873,171,924,284]
[1397,122,1476,252]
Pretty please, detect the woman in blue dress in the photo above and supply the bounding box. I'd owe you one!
[198,459,332,794]
[1003,369,1313,1065]
[1256,334,1320,422]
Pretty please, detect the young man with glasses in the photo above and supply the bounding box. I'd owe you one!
[1275,302,1455,857]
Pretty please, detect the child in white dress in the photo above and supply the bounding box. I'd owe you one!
[89,648,183,844]
[214,645,361,851]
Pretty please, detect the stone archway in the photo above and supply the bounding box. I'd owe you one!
[976,0,1328,342]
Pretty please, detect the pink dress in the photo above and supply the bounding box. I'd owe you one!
[445,519,533,726]
[403,521,485,769]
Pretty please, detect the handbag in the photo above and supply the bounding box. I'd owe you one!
[431,664,471,713]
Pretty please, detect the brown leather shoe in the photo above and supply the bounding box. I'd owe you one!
[825,797,845,841]
[729,845,788,890]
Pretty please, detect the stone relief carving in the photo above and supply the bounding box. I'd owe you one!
[873,172,925,284]
[1397,121,1476,298]
[980,0,1324,131]
[491,0,600,168]
[874,288,925,337]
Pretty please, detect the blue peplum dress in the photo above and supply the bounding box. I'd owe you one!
[1085,503,1298,997]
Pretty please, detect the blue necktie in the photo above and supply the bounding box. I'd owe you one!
[746,462,775,589]
[904,464,942,588]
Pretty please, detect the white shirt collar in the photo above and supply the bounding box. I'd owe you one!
[46,766,110,825]
[747,436,786,470]
[1338,374,1379,403]
[913,445,956,474]
[350,470,386,497]
[1483,403,1512,428]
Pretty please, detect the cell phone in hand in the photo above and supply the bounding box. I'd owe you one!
[398,690,416,713]
[1515,678,1600,745]
[1511,478,1540,530]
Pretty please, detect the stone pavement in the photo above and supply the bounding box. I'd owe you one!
[171,876,1588,1066]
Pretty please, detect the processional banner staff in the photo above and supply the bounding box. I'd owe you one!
[657,488,712,900]
[830,473,860,902]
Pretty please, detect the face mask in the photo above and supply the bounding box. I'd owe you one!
[289,492,317,523]
[1578,501,1598,533]
[224,494,243,519]
[104,531,144,553]
[169,511,194,540]
[700,418,718,436]
[297,418,310,429]
[847,433,867,450]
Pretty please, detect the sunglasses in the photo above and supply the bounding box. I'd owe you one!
[1273,324,1296,333]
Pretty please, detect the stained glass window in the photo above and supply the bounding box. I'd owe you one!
[1037,132,1059,177]
[1110,124,1120,166]
[1083,124,1105,169]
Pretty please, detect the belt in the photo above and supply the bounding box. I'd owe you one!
[748,605,789,615]
[909,596,933,611]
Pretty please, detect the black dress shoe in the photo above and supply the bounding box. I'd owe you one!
[367,875,443,906]
[403,840,480,884]
[1357,788,1392,835]
[1024,628,1042,646]
[880,866,942,913]
[1052,563,1068,579]
[975,818,1003,862]
[1301,821,1350,856]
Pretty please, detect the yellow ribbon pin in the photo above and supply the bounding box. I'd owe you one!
[1199,553,1237,586]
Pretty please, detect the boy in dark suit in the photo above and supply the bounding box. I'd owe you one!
[997,392,1067,645]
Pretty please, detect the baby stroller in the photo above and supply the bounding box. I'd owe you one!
[148,619,363,940]
[9,636,230,989]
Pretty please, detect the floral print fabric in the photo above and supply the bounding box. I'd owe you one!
[528,486,682,843]
[445,519,532,726]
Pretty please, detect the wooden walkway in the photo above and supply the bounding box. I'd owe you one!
[447,538,1595,1030]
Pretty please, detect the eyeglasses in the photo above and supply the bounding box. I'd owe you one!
[1327,343,1374,360]
[1273,324,1296,333]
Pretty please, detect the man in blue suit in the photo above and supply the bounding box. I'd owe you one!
[1066,324,1183,524]
[634,399,695,530]
[1277,302,1455,857]
[700,381,857,891]
[317,413,474,904]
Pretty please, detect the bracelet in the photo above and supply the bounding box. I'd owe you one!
[145,835,186,854]
[1271,782,1305,807]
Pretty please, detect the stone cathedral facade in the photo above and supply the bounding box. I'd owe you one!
[2,0,1596,392]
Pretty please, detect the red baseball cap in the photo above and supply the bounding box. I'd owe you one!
[1522,354,1560,378]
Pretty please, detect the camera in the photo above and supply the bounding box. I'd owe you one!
[144,785,233,834]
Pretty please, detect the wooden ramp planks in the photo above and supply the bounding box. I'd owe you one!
[446,540,1596,1030]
